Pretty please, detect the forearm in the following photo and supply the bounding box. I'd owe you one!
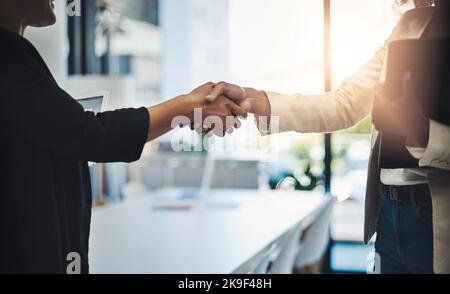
[242,87,272,132]
[146,95,195,142]
[264,42,385,134]
[243,87,271,116]
[265,90,374,134]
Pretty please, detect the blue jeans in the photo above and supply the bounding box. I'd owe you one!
[375,185,434,274]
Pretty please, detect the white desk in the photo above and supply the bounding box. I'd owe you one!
[89,189,331,274]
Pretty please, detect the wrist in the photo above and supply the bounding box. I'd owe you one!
[244,87,262,100]
[146,94,202,141]
[168,94,198,120]
[244,87,271,117]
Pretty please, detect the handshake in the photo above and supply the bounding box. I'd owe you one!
[174,82,272,137]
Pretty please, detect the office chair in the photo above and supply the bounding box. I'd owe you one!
[294,200,335,271]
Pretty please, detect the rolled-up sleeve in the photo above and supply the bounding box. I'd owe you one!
[406,120,450,171]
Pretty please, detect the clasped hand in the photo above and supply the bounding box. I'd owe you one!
[180,81,271,137]
[179,82,248,137]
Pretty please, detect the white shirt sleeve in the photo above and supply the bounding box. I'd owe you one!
[408,120,450,171]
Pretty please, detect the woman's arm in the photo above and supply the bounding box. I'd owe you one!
[0,52,245,162]
[205,43,387,135]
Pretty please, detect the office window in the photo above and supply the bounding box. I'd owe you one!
[104,0,159,25]
[329,0,403,271]
[226,0,326,191]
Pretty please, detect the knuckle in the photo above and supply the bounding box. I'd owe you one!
[217,81,227,88]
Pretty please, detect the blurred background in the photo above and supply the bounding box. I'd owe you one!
[27,0,411,273]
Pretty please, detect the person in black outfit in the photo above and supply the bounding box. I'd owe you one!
[0,0,247,274]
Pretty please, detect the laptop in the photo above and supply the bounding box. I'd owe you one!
[150,152,216,209]
[74,91,108,114]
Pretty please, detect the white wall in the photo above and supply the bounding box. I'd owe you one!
[159,0,230,100]
[24,1,68,86]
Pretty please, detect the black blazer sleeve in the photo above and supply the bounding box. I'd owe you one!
[0,43,149,163]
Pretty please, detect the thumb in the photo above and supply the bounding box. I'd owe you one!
[205,84,225,102]
[240,99,252,112]
[206,82,246,103]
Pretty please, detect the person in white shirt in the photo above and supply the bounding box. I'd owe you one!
[206,0,450,273]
